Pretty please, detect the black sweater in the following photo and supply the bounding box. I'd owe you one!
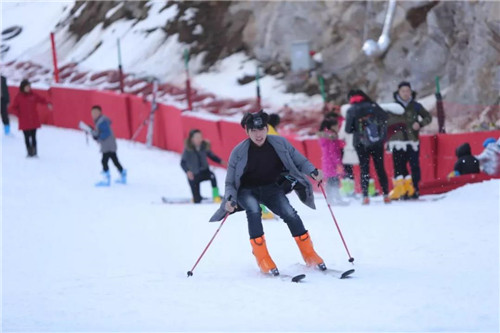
[241,140,284,187]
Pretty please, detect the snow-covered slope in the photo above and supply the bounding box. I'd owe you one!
[0,1,322,114]
[2,120,499,331]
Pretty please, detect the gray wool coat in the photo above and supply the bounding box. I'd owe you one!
[209,135,317,222]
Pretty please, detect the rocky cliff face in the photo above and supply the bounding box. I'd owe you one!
[227,0,499,130]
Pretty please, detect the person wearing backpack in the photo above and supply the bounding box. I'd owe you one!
[389,81,432,199]
[344,89,390,205]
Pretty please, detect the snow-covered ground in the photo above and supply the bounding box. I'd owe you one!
[0,1,323,111]
[2,120,499,332]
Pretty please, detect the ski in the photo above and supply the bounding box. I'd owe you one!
[161,197,216,204]
[321,268,355,279]
[295,264,355,279]
[266,273,306,283]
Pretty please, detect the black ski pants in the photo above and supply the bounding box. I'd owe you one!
[102,152,123,173]
[238,183,307,239]
[23,129,37,154]
[343,164,354,180]
[355,143,389,196]
[188,169,217,203]
[1,101,9,126]
[392,145,421,190]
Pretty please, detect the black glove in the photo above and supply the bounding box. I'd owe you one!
[310,169,319,178]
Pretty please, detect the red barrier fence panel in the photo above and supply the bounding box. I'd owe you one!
[219,120,248,161]
[283,134,307,157]
[155,104,184,153]
[128,94,151,144]
[303,139,322,170]
[7,86,17,101]
[435,130,500,179]
[181,113,224,165]
[419,135,437,182]
[420,173,500,195]
[90,90,131,139]
[50,86,94,129]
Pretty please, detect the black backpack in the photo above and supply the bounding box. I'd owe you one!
[358,105,386,147]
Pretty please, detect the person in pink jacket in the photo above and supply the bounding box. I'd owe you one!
[318,118,349,206]
[10,79,52,157]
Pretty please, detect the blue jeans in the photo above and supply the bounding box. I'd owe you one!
[237,183,307,239]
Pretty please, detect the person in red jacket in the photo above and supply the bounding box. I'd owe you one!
[10,79,52,157]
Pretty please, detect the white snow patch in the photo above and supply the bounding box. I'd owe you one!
[105,2,123,20]
[1,119,499,331]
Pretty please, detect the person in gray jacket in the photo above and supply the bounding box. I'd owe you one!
[180,129,224,203]
[91,105,126,186]
[210,110,325,276]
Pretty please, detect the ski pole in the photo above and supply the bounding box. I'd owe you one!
[318,182,355,263]
[187,197,234,277]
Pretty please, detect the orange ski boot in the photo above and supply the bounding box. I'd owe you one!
[250,235,279,276]
[294,232,327,271]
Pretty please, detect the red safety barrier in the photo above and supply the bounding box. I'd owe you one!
[419,135,438,182]
[283,134,307,157]
[303,139,322,170]
[7,84,500,198]
[219,120,248,161]
[128,94,151,144]
[435,130,500,179]
[420,172,500,195]
[50,86,94,129]
[155,103,184,153]
[181,113,224,165]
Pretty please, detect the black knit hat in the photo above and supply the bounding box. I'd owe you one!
[398,81,412,89]
[241,110,269,130]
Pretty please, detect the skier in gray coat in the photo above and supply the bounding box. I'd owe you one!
[181,129,224,203]
[90,105,126,186]
[210,110,326,276]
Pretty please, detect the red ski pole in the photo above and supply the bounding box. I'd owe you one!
[187,198,234,277]
[318,182,355,263]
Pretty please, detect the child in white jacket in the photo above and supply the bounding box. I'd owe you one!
[476,137,500,176]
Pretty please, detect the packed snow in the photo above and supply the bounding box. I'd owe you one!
[2,119,499,331]
[0,1,323,111]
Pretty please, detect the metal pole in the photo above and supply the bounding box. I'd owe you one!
[318,74,326,106]
[256,66,261,110]
[184,49,193,111]
[435,76,446,133]
[146,79,158,148]
[117,38,124,93]
[50,32,59,83]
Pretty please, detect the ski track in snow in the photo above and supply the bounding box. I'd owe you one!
[1,120,499,331]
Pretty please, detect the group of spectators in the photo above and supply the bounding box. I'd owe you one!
[316,81,500,205]
[318,81,431,205]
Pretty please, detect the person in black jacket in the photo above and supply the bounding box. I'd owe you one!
[452,143,480,176]
[1,75,10,135]
[344,89,390,205]
[180,129,225,203]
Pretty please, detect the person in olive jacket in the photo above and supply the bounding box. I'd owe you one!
[387,81,432,199]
